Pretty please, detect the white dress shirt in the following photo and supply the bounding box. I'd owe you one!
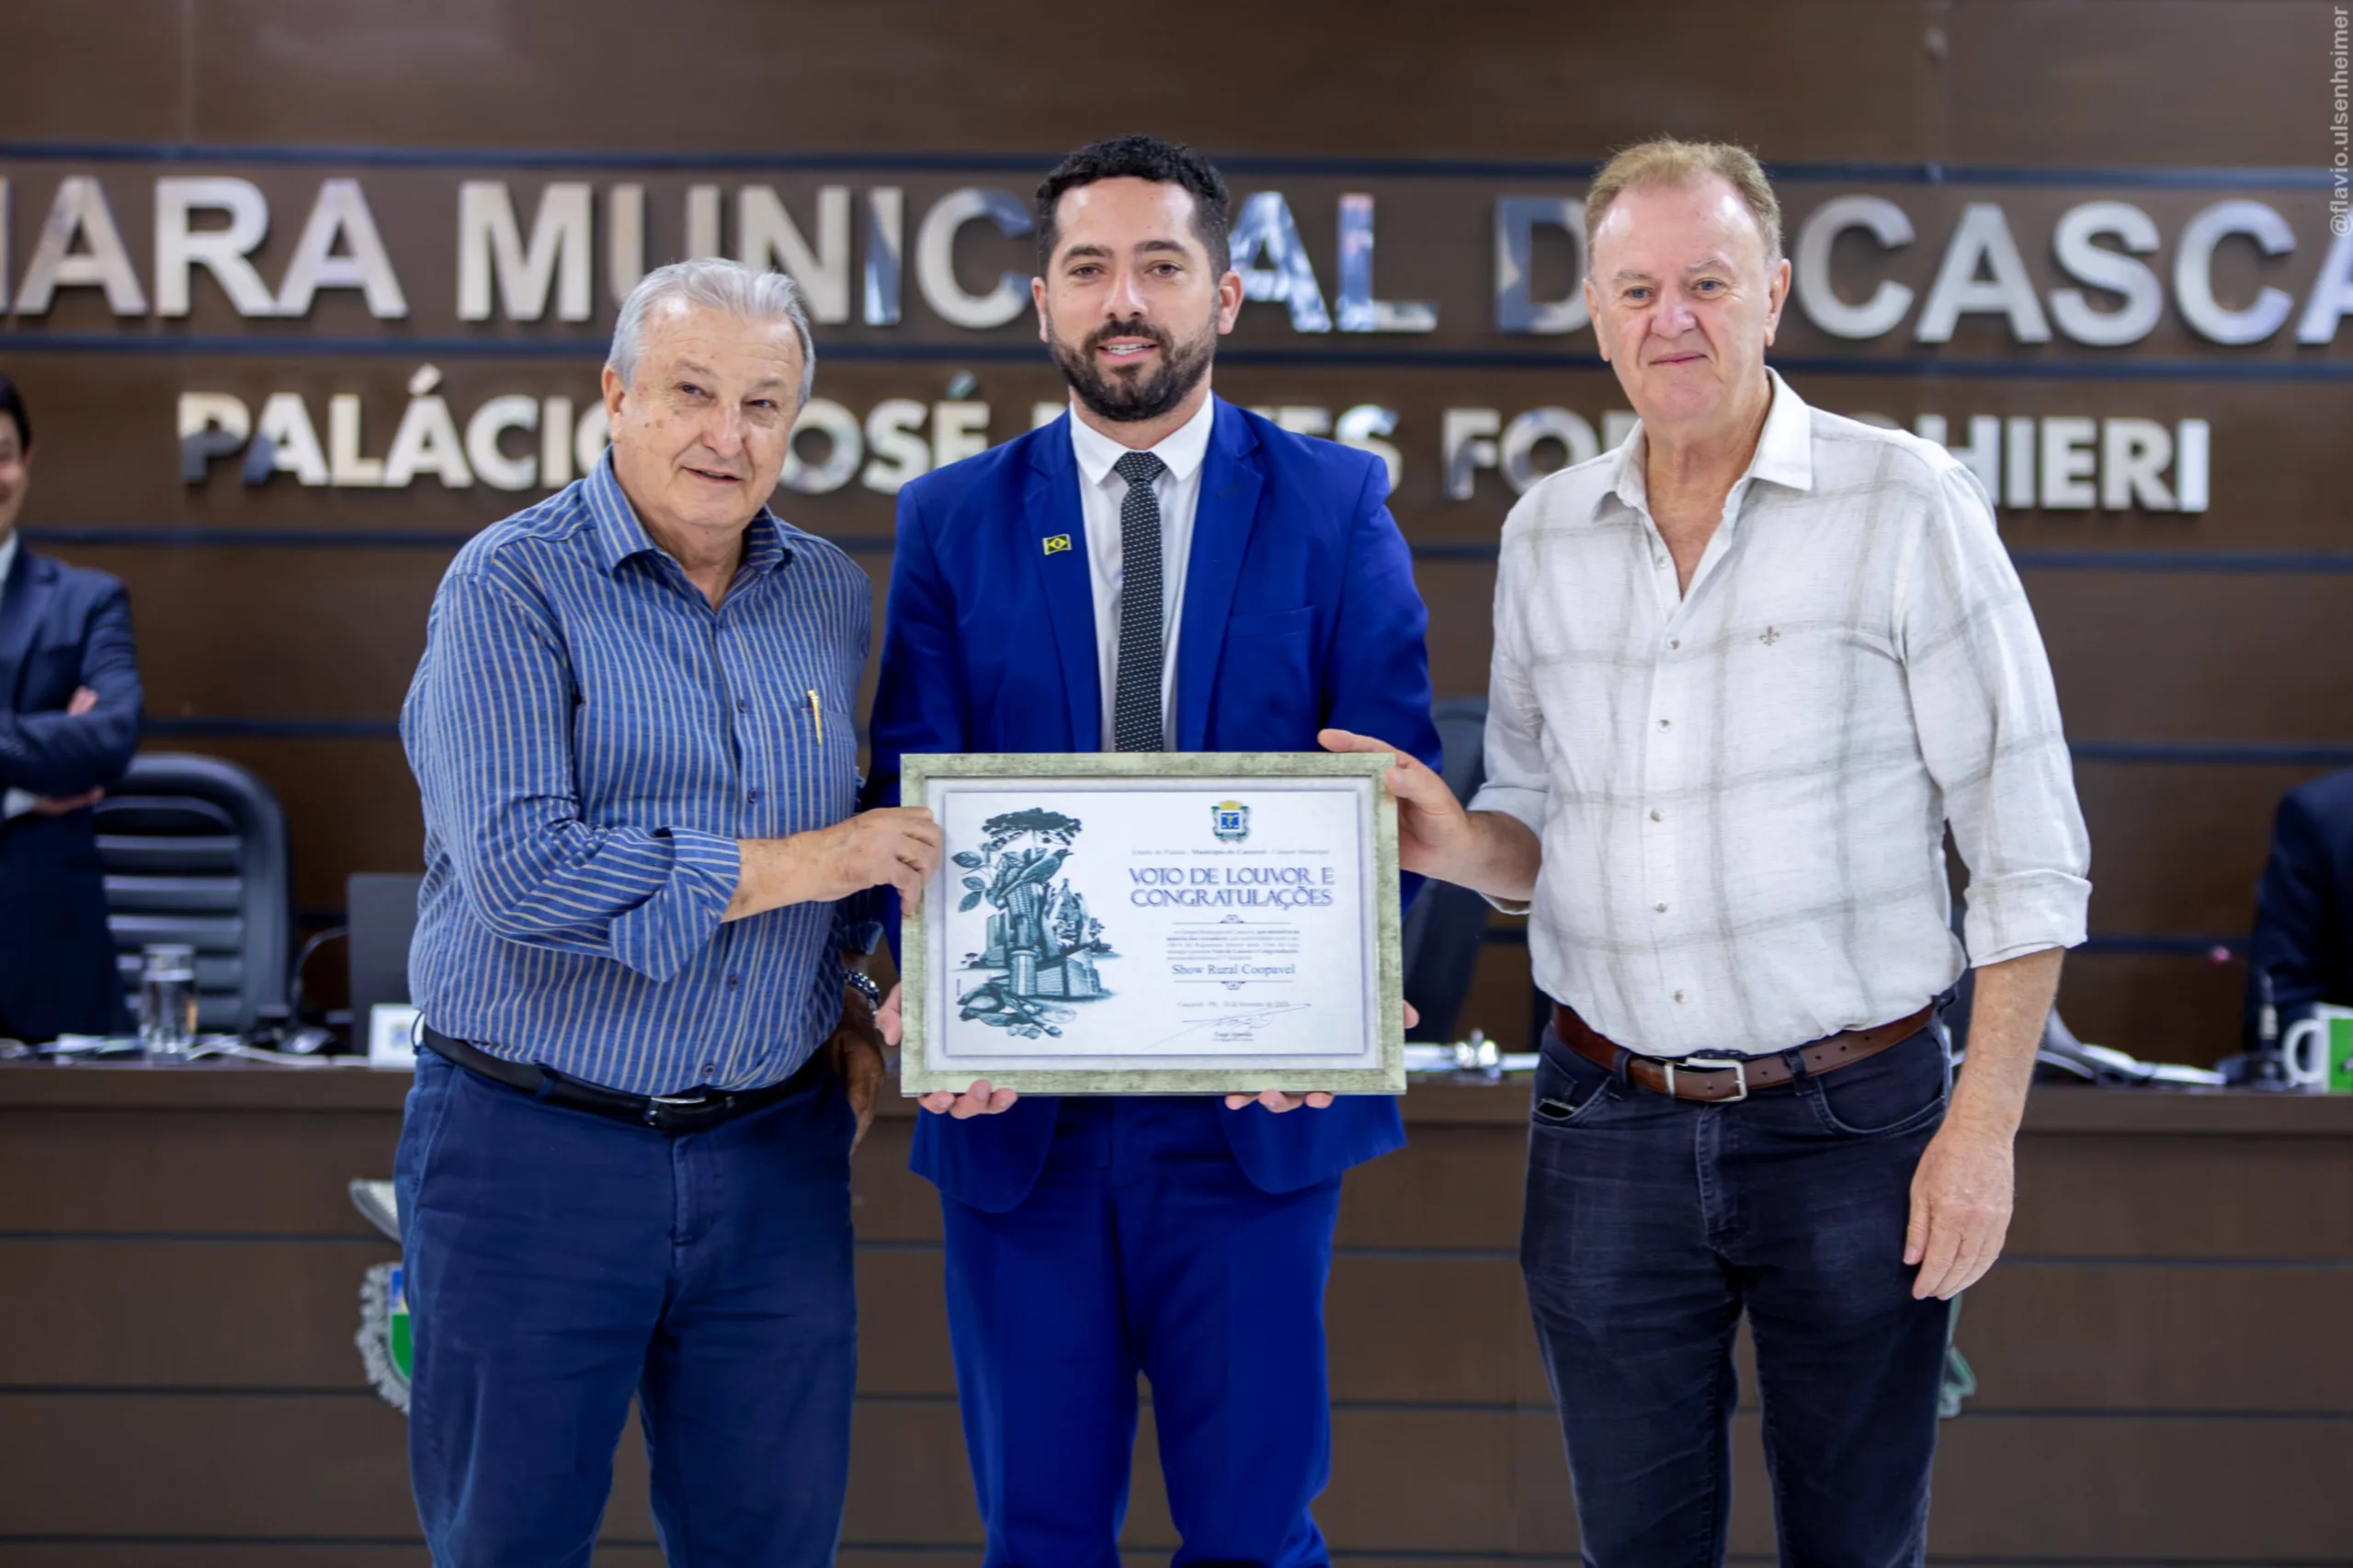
[1470,370,2090,1058]
[1067,396,1215,749]
[0,529,32,822]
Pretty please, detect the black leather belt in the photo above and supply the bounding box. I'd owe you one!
[419,1024,824,1134]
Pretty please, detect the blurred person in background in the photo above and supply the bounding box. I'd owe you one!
[0,371,143,1041]
[2245,768,2353,1046]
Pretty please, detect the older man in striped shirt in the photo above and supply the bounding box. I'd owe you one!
[1328,141,2089,1566]
[397,258,939,1567]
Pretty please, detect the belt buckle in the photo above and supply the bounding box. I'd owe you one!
[645,1090,722,1129]
[1662,1056,1748,1104]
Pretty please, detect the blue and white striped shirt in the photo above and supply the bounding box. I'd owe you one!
[402,455,877,1096]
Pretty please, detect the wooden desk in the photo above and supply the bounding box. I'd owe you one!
[3,1063,2348,1565]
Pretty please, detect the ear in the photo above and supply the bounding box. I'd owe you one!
[1032,275,1051,346]
[601,363,628,426]
[1584,277,1608,361]
[1762,256,1792,347]
[1215,268,1245,335]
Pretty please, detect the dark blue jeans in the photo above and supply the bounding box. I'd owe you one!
[393,1049,858,1568]
[1519,1023,1954,1568]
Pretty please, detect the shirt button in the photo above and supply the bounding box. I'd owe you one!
[726,973,741,989]
[1650,808,1664,823]
[747,787,759,803]
[1668,637,1680,651]
[1654,903,1668,914]
[1657,718,1672,731]
[736,699,750,714]
[1673,991,1687,1004]
[701,1063,717,1079]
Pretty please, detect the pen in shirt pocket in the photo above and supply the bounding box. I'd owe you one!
[806,688,824,744]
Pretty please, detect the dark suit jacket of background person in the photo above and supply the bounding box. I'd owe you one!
[0,544,142,1039]
[2245,767,2353,1043]
[868,399,1444,1212]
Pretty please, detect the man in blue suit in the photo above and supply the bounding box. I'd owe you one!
[867,136,1442,1567]
[0,372,143,1041]
[2245,768,2353,1045]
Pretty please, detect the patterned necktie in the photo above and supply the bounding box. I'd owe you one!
[1110,449,1169,752]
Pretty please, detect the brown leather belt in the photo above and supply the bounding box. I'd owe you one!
[1552,1000,1937,1104]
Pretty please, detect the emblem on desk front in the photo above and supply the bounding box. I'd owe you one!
[350,1179,411,1415]
[1212,801,1251,843]
[357,1262,413,1414]
[1042,534,1072,556]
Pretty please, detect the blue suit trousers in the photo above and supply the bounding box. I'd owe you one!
[943,1096,1343,1568]
[394,1050,858,1567]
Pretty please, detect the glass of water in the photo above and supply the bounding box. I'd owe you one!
[139,944,199,1059]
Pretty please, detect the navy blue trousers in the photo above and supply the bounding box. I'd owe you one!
[393,1050,858,1568]
[942,1096,1343,1568]
[1520,1025,1954,1568]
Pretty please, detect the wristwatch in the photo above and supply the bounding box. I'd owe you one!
[843,968,883,1008]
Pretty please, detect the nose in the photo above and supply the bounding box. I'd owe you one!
[1649,290,1697,340]
[1104,265,1149,322]
[697,400,747,460]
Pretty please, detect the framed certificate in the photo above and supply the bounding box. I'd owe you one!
[899,752,1404,1096]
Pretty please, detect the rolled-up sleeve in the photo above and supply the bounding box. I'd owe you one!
[404,565,740,983]
[1466,517,1551,912]
[1899,467,2092,965]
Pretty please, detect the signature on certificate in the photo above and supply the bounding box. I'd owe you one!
[1153,1002,1315,1048]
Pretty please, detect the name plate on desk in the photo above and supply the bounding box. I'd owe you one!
[900,753,1404,1096]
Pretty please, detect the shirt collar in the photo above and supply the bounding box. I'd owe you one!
[582,449,791,581]
[1599,367,1814,519]
[0,528,17,590]
[1067,393,1218,490]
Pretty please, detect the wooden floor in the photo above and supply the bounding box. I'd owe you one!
[1,1063,2348,1565]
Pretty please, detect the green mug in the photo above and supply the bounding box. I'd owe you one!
[2279,1005,2353,1093]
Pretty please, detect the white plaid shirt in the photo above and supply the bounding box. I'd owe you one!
[1471,371,2090,1059]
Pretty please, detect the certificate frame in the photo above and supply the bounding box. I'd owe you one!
[900,752,1404,1096]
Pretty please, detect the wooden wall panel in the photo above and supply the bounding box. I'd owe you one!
[1947,0,2326,166]
[164,0,1939,160]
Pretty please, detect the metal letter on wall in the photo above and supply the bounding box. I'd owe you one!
[738,186,852,324]
[1792,194,1914,340]
[1229,191,1332,334]
[15,176,146,315]
[1336,194,1436,333]
[864,187,904,327]
[2175,199,2295,346]
[1914,202,2050,344]
[155,177,279,317]
[277,178,408,318]
[915,187,1030,331]
[2048,200,2163,347]
[457,181,594,323]
[1493,197,1586,334]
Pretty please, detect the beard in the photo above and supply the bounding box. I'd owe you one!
[1050,312,1217,425]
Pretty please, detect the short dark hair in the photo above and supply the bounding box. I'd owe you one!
[0,372,29,452]
[1036,134,1233,276]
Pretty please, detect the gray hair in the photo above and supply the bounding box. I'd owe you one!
[607,258,817,405]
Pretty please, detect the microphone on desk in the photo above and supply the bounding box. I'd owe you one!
[2217,961,2291,1089]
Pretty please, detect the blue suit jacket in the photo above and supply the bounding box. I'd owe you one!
[868,399,1442,1211]
[0,543,143,1038]
[2245,767,2353,1045]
